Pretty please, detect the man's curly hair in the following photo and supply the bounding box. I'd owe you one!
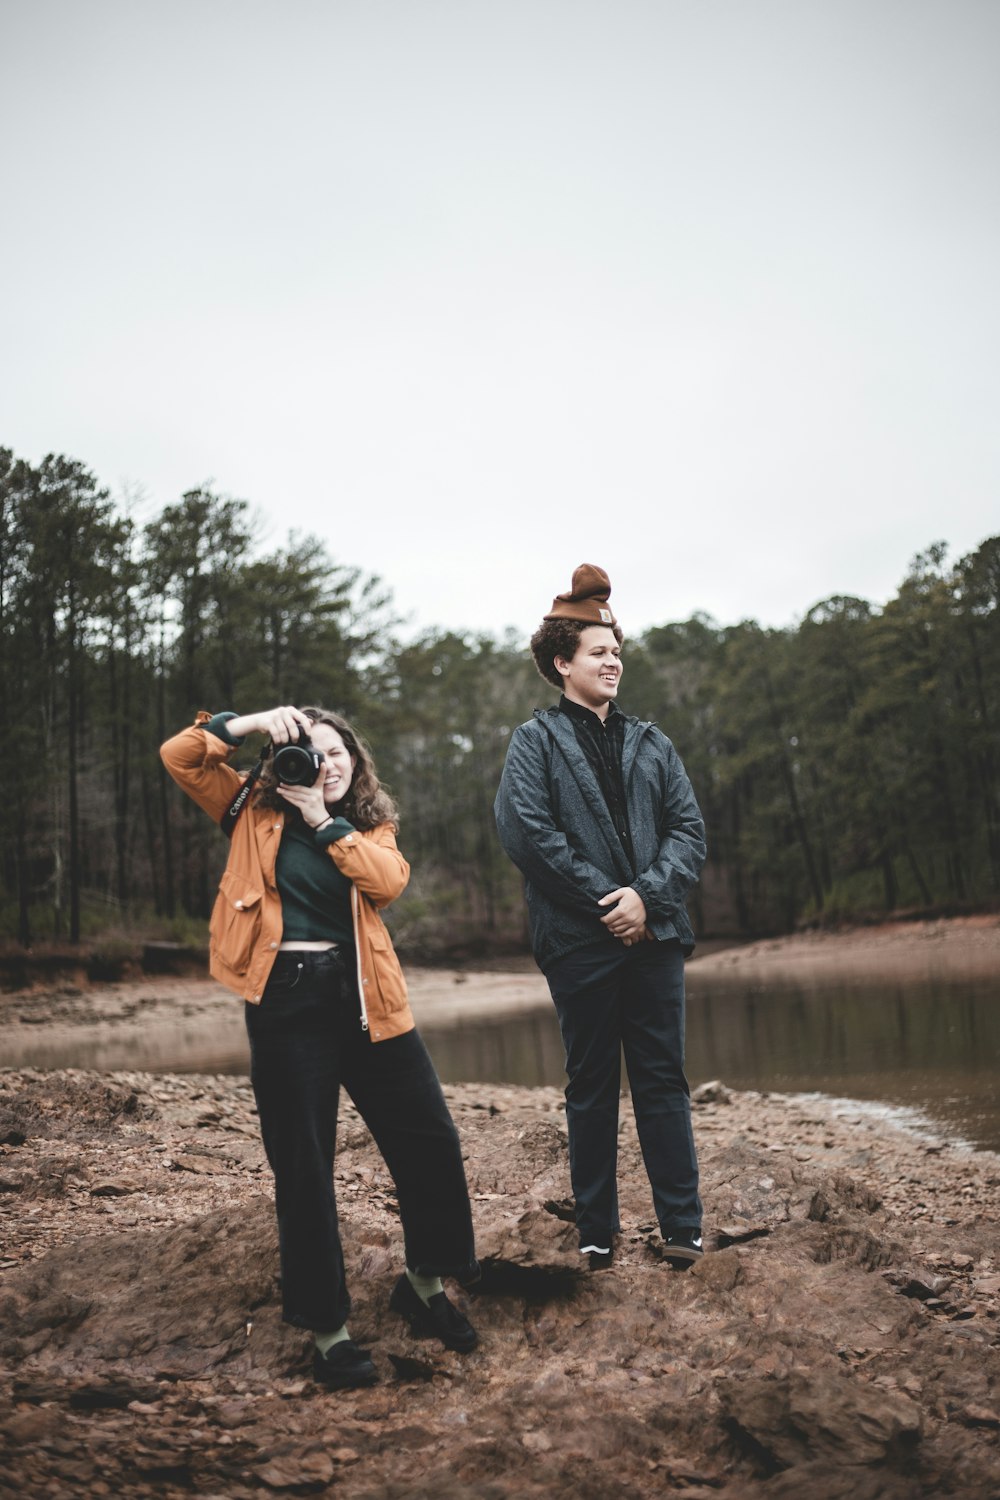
[530,618,624,689]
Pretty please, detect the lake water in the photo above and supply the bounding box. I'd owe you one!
[421,973,1000,1154]
[5,973,998,1153]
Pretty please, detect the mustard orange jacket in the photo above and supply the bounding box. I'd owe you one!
[160,714,415,1042]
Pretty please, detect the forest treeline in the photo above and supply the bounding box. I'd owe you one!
[2,446,998,956]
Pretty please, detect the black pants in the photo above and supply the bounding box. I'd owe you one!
[545,938,701,1249]
[245,948,478,1331]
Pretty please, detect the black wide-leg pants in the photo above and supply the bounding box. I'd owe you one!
[245,948,478,1332]
[545,938,701,1250]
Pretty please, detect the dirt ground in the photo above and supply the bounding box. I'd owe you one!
[1,916,998,1498]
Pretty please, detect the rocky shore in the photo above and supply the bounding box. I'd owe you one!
[2,1061,999,1498]
[2,917,998,1496]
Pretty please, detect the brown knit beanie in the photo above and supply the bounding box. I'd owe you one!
[543,564,617,626]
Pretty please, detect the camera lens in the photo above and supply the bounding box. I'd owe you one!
[273,744,316,785]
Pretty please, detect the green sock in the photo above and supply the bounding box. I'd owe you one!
[405,1267,444,1306]
[314,1325,351,1354]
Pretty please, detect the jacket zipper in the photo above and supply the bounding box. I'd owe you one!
[350,884,369,1032]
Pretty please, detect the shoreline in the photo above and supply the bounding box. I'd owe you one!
[3,906,995,1062]
[3,910,999,995]
[1,913,996,1150]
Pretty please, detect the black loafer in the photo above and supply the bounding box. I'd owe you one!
[389,1273,478,1353]
[312,1339,378,1389]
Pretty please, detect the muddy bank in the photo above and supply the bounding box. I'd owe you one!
[1,1069,998,1498]
[688,914,1000,987]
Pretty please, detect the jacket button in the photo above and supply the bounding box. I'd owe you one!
[269,942,278,950]
[234,900,244,909]
[252,995,260,1002]
[274,822,281,830]
[362,978,369,985]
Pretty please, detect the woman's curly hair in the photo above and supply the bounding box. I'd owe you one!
[254,707,399,831]
[530,618,624,689]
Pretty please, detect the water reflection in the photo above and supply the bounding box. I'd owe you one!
[4,974,997,1152]
[681,975,1000,1151]
[1,1017,250,1076]
[422,974,1000,1154]
[423,1008,567,1089]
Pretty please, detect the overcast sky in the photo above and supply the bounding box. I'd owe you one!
[2,0,997,640]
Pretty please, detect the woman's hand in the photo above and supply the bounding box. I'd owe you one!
[227,706,312,743]
[275,768,331,829]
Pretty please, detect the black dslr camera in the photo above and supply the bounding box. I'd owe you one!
[272,727,323,786]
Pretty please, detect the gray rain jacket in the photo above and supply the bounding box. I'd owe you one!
[494,707,706,972]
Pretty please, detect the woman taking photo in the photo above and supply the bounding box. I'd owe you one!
[161,705,479,1389]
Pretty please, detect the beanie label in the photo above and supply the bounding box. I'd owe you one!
[599,607,613,623]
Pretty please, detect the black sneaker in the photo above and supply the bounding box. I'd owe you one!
[581,1244,614,1271]
[664,1229,704,1270]
[312,1339,378,1389]
[389,1273,478,1353]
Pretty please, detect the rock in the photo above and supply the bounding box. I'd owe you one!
[69,1380,162,1410]
[386,1352,444,1382]
[759,1460,925,1498]
[718,1367,923,1470]
[0,1406,65,1445]
[716,1222,769,1245]
[811,1227,894,1270]
[958,1406,1000,1428]
[169,1154,228,1175]
[808,1189,833,1222]
[690,1247,743,1292]
[883,1270,953,1300]
[475,1204,580,1273]
[2,1066,1000,1499]
[691,1080,732,1104]
[256,1445,335,1488]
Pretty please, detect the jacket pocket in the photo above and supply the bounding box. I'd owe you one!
[366,920,408,1013]
[210,869,264,978]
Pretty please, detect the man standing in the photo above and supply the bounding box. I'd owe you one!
[494,564,707,1270]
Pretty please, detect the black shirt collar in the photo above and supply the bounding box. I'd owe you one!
[558,695,621,730]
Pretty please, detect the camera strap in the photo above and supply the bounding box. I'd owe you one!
[220,744,270,839]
